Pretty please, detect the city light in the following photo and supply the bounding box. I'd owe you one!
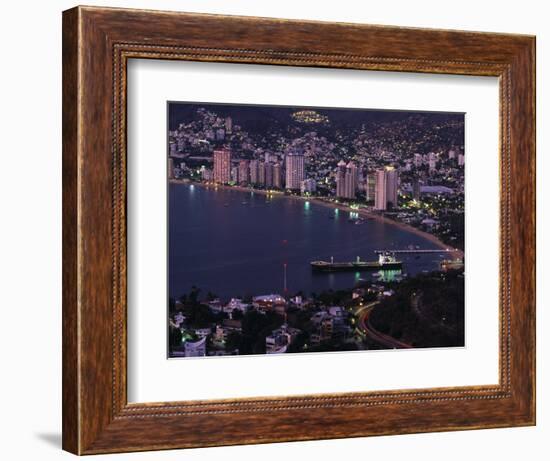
[291,110,329,125]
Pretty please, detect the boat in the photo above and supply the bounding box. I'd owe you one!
[440,258,464,271]
[311,252,402,273]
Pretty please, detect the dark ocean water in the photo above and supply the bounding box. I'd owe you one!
[168,183,443,300]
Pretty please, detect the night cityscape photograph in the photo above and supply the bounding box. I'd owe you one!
[167,102,465,359]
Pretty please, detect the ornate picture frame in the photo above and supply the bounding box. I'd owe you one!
[62,6,535,454]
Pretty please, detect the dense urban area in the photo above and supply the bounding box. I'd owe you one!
[168,105,465,357]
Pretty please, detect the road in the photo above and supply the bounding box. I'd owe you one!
[354,302,412,349]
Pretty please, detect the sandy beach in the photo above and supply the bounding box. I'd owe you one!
[170,178,464,260]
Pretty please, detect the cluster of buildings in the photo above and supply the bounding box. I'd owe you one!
[201,146,402,210]
[168,107,465,241]
[205,147,307,194]
[169,293,354,358]
[168,278,411,358]
[265,324,302,354]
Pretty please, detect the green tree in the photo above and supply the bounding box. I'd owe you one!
[205,291,218,302]
[189,286,201,304]
[231,309,244,320]
[183,303,215,328]
[168,326,182,352]
[225,331,242,352]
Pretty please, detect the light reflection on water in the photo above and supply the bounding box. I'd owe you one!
[373,269,403,283]
[169,184,441,300]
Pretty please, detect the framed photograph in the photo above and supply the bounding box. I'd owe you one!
[62,6,535,455]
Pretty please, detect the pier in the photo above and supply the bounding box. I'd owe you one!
[374,249,456,255]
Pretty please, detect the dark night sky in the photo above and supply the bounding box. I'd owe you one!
[168,101,464,132]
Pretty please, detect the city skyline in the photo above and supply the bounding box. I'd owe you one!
[208,145,400,209]
[169,103,464,215]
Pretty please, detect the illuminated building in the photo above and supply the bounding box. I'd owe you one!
[249,159,259,184]
[375,166,399,210]
[200,166,212,181]
[213,147,231,184]
[285,151,304,190]
[265,324,301,354]
[258,161,266,186]
[184,336,207,357]
[273,162,283,189]
[366,173,376,201]
[336,160,346,198]
[336,160,357,199]
[344,161,358,199]
[300,178,317,194]
[231,166,239,183]
[428,152,437,172]
[385,167,399,208]
[253,294,287,314]
[413,178,422,201]
[265,162,274,187]
[238,159,249,184]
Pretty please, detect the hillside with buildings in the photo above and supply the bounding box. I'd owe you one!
[169,105,465,249]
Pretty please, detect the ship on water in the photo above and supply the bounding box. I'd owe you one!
[439,258,464,271]
[311,252,402,273]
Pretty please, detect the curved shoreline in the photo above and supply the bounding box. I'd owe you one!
[171,179,464,260]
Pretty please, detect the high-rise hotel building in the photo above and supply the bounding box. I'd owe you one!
[265,162,274,188]
[344,162,358,199]
[273,162,283,189]
[336,160,358,199]
[374,166,399,210]
[249,160,259,184]
[285,151,304,190]
[336,160,347,198]
[258,161,266,186]
[213,147,232,184]
[238,159,249,185]
[366,172,376,202]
